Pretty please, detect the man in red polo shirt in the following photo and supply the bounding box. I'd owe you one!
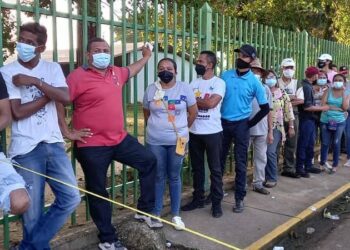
[59,37,159,250]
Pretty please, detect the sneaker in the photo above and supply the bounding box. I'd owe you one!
[281,171,301,178]
[114,241,128,250]
[344,159,350,167]
[307,166,322,174]
[172,216,185,230]
[252,186,270,195]
[321,162,333,173]
[99,242,115,250]
[181,199,204,211]
[211,203,223,218]
[263,181,277,188]
[134,213,163,229]
[233,200,244,213]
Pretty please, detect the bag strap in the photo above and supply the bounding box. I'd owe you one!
[161,99,180,139]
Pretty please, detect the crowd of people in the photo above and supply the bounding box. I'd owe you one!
[0,21,350,250]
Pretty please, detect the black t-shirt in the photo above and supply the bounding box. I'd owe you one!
[298,79,316,120]
[0,73,9,153]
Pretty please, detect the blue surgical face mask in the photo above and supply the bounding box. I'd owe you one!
[16,42,37,62]
[92,53,111,69]
[317,78,327,86]
[333,81,344,89]
[265,78,277,87]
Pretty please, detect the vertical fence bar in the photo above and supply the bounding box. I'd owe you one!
[154,0,159,80]
[220,14,225,74]
[96,0,101,37]
[34,0,39,22]
[226,17,231,70]
[181,4,186,81]
[189,7,194,83]
[164,0,168,57]
[172,2,177,61]
[52,0,58,62]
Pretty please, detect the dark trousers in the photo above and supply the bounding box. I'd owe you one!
[282,115,298,173]
[296,118,316,174]
[189,132,224,204]
[75,134,156,243]
[221,118,250,201]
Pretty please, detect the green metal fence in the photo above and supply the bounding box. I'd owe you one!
[1,0,350,249]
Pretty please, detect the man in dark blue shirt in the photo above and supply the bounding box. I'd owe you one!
[296,67,329,177]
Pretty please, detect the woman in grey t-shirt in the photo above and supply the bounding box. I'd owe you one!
[143,58,197,230]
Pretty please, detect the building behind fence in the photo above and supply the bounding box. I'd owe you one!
[1,0,350,249]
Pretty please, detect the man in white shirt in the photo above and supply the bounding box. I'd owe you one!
[181,51,225,218]
[0,22,80,249]
[278,58,304,178]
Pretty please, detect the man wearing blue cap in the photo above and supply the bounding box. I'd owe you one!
[221,44,269,213]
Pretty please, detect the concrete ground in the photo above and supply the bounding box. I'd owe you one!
[161,160,350,250]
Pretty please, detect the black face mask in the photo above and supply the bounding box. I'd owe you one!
[236,58,251,69]
[158,70,174,83]
[195,64,207,75]
[317,61,326,68]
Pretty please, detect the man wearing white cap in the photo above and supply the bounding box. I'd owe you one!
[317,53,337,82]
[278,58,303,178]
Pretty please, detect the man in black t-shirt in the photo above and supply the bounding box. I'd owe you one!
[0,74,29,215]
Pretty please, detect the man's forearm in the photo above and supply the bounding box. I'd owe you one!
[11,97,50,120]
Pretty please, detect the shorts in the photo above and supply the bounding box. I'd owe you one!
[0,152,26,213]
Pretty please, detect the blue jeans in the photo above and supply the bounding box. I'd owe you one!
[14,142,81,250]
[345,114,350,159]
[320,121,346,167]
[147,144,184,216]
[0,152,26,213]
[296,118,316,174]
[221,118,250,201]
[265,129,282,182]
[75,134,156,243]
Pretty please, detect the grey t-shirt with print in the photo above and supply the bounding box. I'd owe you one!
[143,81,197,145]
[250,84,272,136]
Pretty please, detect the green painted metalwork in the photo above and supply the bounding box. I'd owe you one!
[1,1,350,249]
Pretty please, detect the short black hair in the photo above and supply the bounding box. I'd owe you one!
[200,50,217,67]
[87,37,108,52]
[19,22,47,45]
[157,58,177,73]
[333,73,347,82]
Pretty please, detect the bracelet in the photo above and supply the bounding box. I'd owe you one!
[39,78,44,87]
[289,126,294,128]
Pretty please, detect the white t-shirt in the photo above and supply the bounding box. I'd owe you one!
[0,60,67,158]
[189,76,225,134]
[278,78,298,95]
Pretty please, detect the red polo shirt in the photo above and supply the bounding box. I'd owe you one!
[67,66,130,147]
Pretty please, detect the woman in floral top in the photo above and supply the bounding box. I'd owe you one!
[264,70,295,188]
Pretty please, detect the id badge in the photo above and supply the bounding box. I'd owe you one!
[176,137,187,156]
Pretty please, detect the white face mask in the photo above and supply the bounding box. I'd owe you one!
[283,69,295,79]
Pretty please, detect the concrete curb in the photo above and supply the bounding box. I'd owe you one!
[245,183,350,250]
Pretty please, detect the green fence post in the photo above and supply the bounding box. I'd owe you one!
[301,30,308,76]
[200,3,212,51]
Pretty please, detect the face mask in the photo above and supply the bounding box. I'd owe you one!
[158,70,174,83]
[92,53,111,69]
[333,81,344,89]
[265,78,277,87]
[254,74,261,81]
[317,61,326,69]
[16,42,36,62]
[195,64,207,76]
[283,69,295,79]
[317,78,327,86]
[235,58,251,69]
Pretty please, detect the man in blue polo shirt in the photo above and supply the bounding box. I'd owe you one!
[221,44,269,213]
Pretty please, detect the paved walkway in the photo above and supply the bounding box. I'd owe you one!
[161,156,350,250]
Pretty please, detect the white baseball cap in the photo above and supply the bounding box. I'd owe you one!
[281,58,295,68]
[318,53,332,61]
